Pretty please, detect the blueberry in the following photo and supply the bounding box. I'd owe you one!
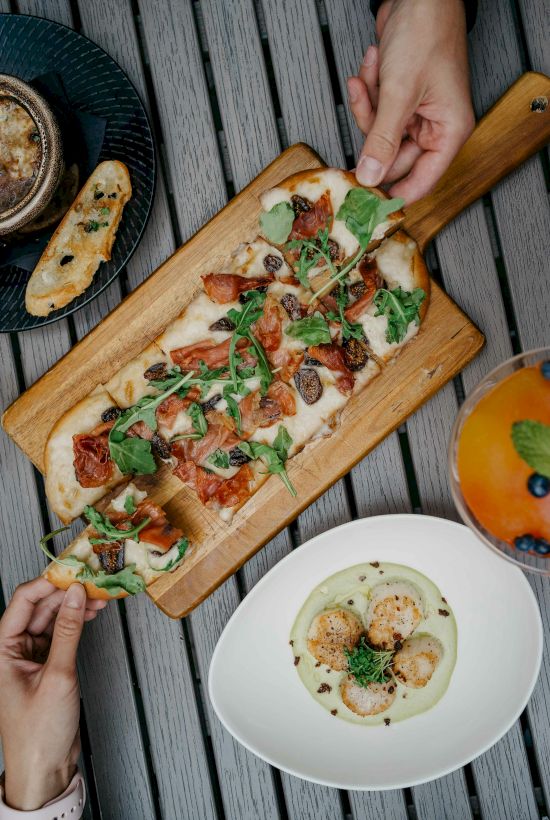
[514,534,537,552]
[534,539,550,556]
[541,360,550,380]
[527,473,550,498]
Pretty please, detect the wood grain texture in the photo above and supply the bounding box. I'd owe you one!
[518,0,550,75]
[16,0,72,26]
[403,72,550,252]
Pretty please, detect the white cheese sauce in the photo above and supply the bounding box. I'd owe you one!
[290,562,457,726]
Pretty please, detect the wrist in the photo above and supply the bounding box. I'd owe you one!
[4,764,74,811]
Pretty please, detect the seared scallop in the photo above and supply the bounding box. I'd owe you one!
[341,678,396,716]
[392,635,443,688]
[366,581,423,650]
[307,608,363,671]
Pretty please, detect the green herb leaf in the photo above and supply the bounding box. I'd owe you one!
[88,565,146,596]
[39,528,87,570]
[223,388,242,434]
[511,420,550,478]
[100,206,110,216]
[238,427,296,496]
[108,436,157,475]
[336,188,403,247]
[345,637,393,687]
[373,287,425,344]
[187,402,208,437]
[260,201,295,244]
[208,448,230,469]
[285,312,331,345]
[326,283,365,341]
[154,538,189,573]
[124,494,137,515]
[83,505,151,544]
[286,228,336,289]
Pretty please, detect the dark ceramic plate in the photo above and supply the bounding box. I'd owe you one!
[0,14,155,332]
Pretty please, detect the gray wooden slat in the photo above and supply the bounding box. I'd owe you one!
[518,0,550,75]
[137,2,282,817]
[322,0,374,162]
[16,0,72,25]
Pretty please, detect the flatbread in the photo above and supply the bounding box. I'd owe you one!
[104,341,169,408]
[44,389,124,523]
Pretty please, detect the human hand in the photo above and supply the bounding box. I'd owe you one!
[0,578,106,810]
[348,0,475,203]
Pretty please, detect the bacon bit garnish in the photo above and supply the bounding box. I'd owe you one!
[251,294,283,352]
[294,656,301,666]
[73,432,113,488]
[438,609,450,617]
[267,347,304,383]
[289,191,333,241]
[202,272,274,304]
[155,388,202,430]
[345,258,382,321]
[307,342,355,395]
[317,683,332,694]
[330,709,338,716]
[384,718,391,726]
[170,337,251,370]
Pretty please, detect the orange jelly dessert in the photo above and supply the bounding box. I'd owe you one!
[457,364,550,551]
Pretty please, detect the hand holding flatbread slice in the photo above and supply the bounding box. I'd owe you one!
[25,160,131,316]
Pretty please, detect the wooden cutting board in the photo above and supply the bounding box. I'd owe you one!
[3,72,549,618]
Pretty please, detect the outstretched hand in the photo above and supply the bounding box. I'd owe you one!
[0,578,106,810]
[348,0,475,203]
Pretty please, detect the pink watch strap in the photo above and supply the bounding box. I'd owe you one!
[0,771,85,819]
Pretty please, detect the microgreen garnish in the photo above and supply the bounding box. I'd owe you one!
[345,637,393,687]
[285,312,331,346]
[260,201,295,244]
[237,426,296,496]
[511,420,550,478]
[325,283,364,341]
[373,287,425,344]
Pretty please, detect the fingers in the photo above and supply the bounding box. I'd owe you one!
[0,578,56,640]
[27,590,106,637]
[359,45,379,110]
[44,584,86,679]
[347,76,374,136]
[383,138,423,184]
[356,89,412,188]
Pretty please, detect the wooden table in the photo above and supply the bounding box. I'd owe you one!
[0,1,548,818]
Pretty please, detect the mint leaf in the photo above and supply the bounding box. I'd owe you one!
[336,189,403,247]
[285,312,331,346]
[511,420,550,478]
[260,201,295,244]
[209,448,230,469]
[373,287,425,344]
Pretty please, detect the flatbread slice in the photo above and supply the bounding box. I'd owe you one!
[25,160,131,316]
[104,342,170,409]
[45,389,124,523]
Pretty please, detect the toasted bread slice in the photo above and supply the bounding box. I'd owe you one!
[25,160,131,316]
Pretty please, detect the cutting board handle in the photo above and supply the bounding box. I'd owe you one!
[402,71,550,251]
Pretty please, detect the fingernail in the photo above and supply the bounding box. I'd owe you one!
[363,45,377,68]
[65,583,85,609]
[357,155,384,186]
[347,83,359,104]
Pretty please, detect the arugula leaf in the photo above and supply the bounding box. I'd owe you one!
[124,494,137,515]
[345,637,393,687]
[260,201,295,244]
[336,188,403,247]
[286,228,337,289]
[223,388,242,434]
[83,505,151,545]
[227,289,266,333]
[373,287,425,343]
[326,283,364,341]
[237,427,296,496]
[39,528,87,570]
[108,371,193,474]
[511,420,550,478]
[208,448,230,469]
[90,565,146,596]
[108,435,157,476]
[187,402,208,437]
[154,538,189,573]
[285,312,331,346]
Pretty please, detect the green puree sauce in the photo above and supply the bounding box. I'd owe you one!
[290,562,457,726]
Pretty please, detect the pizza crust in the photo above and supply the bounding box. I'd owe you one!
[44,390,125,523]
[104,341,169,409]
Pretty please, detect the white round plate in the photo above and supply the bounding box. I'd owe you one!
[208,515,543,790]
